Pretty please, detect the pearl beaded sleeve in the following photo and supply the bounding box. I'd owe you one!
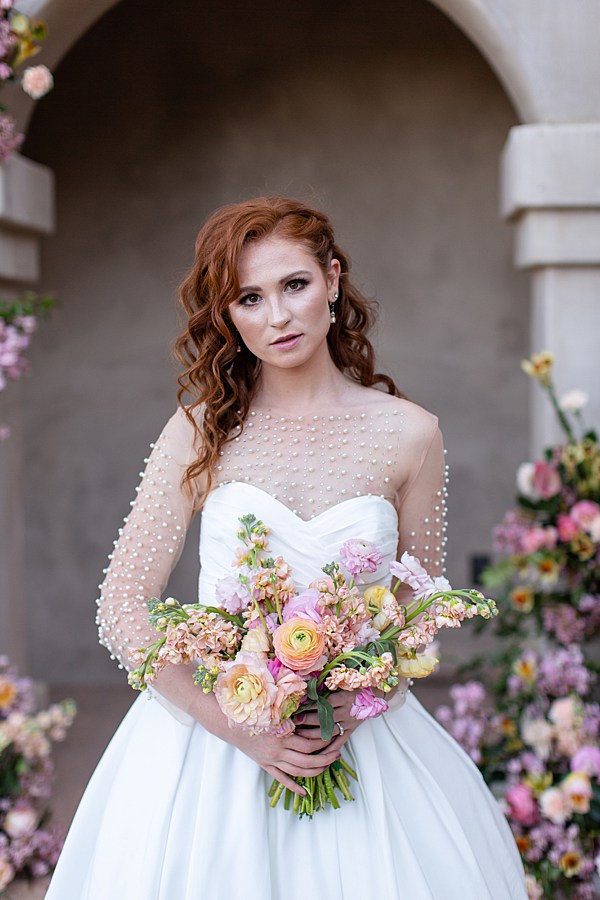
[95,408,198,672]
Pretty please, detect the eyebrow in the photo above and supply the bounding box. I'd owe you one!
[238,270,312,294]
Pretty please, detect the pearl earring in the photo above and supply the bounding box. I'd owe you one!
[329,292,338,324]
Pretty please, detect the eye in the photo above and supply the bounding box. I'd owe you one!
[238,292,261,307]
[286,278,308,292]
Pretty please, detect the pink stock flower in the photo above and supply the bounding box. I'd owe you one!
[532,461,561,499]
[350,687,389,720]
[571,746,600,778]
[557,513,580,543]
[339,539,383,576]
[215,575,251,614]
[389,552,434,600]
[571,500,600,533]
[506,783,539,827]
[282,588,323,623]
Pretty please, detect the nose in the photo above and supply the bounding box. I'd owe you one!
[267,294,291,329]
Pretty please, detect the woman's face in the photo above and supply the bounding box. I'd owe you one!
[229,235,340,369]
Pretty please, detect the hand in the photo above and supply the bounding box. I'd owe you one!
[228,726,341,797]
[293,691,362,751]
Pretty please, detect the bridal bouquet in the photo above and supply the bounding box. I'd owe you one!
[130,514,498,817]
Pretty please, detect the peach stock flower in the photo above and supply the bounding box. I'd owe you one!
[273,617,325,673]
[214,651,277,732]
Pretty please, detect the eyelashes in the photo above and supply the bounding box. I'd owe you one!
[237,277,309,307]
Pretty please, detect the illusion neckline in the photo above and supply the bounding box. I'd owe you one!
[245,402,404,424]
[204,480,399,528]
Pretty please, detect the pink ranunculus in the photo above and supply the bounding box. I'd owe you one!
[557,513,580,543]
[571,500,600,532]
[339,539,383,576]
[521,527,550,555]
[390,552,434,600]
[505,783,539,827]
[214,651,277,733]
[349,687,389,720]
[532,461,561,500]
[271,668,307,726]
[215,575,251,614]
[571,745,600,778]
[282,588,323,623]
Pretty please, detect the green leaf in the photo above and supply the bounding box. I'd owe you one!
[306,678,318,703]
[317,695,334,742]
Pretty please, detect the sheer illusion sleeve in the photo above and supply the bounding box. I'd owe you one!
[95,408,199,673]
[395,413,448,578]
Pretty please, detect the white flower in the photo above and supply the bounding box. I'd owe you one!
[559,389,588,413]
[3,805,39,838]
[21,65,54,100]
[516,462,537,500]
[521,717,553,759]
[540,786,571,824]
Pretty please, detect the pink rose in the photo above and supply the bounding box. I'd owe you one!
[557,514,580,543]
[340,539,383,576]
[521,528,549,555]
[21,65,54,100]
[282,588,323,623]
[571,500,600,532]
[3,804,39,838]
[571,746,600,778]
[505,783,538,826]
[532,462,561,500]
[349,687,389,720]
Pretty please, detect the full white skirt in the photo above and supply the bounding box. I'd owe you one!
[47,691,527,900]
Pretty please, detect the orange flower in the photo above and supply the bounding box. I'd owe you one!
[0,677,17,710]
[272,618,325,673]
[509,586,534,613]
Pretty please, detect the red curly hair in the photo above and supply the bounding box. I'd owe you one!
[173,196,401,507]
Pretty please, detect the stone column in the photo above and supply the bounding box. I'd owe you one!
[0,153,54,670]
[501,124,600,457]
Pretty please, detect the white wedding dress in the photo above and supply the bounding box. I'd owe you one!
[46,400,527,899]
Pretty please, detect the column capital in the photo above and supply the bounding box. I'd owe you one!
[0,154,54,286]
[501,124,600,269]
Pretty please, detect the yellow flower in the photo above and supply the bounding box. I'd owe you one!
[559,850,582,878]
[364,585,395,609]
[273,618,325,672]
[562,771,592,814]
[498,716,518,738]
[396,653,438,679]
[509,586,534,614]
[0,677,17,710]
[570,534,595,561]
[513,656,537,684]
[521,350,554,385]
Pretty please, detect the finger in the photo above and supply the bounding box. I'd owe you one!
[295,712,321,727]
[282,747,341,772]
[266,766,305,796]
[295,726,331,741]
[285,734,335,754]
[328,692,353,708]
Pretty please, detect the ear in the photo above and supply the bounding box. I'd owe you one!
[327,257,341,298]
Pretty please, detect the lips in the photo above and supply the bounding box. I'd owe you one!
[271,333,302,345]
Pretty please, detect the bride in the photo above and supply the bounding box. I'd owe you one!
[47,197,527,899]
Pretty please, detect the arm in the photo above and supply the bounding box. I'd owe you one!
[95,409,339,792]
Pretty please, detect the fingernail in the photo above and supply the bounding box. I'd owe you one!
[296,714,306,724]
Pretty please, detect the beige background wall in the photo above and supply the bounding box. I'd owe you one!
[21,0,529,684]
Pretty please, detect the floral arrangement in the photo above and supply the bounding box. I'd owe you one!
[435,351,600,899]
[130,513,497,818]
[1,1,53,163]
[0,291,55,442]
[0,656,76,893]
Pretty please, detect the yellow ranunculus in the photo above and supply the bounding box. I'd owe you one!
[396,653,438,679]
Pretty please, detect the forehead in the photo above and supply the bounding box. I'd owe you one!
[237,236,319,285]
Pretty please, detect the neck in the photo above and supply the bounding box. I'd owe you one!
[254,348,351,414]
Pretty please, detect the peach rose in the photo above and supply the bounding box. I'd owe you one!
[272,617,325,673]
[0,854,15,892]
[539,786,571,824]
[214,651,276,732]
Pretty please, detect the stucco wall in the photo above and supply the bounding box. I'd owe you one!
[21,0,529,684]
